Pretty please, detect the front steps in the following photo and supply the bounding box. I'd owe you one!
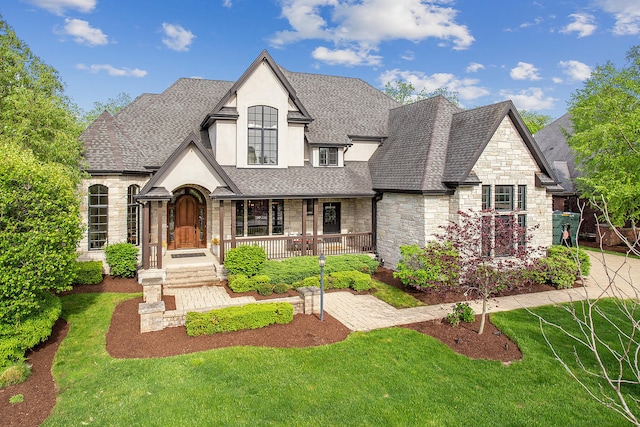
[164,264,220,287]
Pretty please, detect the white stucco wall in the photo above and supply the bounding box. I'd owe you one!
[345,141,381,162]
[153,146,225,192]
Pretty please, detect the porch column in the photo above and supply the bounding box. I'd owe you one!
[312,198,319,256]
[372,195,379,254]
[156,200,163,270]
[142,202,151,270]
[301,200,307,255]
[219,200,225,262]
[230,200,237,249]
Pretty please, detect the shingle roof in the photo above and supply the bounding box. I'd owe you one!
[369,96,460,192]
[534,113,577,194]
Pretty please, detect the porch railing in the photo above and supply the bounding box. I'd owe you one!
[223,232,374,260]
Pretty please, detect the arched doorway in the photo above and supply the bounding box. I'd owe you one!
[167,187,207,250]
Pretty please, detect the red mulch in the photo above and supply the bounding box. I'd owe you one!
[3,269,540,426]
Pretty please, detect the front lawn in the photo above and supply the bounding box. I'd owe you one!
[44,293,625,426]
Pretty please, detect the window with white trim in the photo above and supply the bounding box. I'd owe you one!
[319,147,338,166]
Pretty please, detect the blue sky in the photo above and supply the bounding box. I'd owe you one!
[2,0,639,120]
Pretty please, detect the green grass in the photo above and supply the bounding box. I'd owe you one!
[581,244,640,259]
[371,279,424,308]
[42,293,629,426]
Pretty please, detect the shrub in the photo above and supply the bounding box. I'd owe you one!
[259,254,378,285]
[329,270,372,291]
[251,275,271,288]
[533,256,576,289]
[228,274,252,293]
[273,283,289,294]
[548,245,591,276]
[302,276,320,288]
[394,242,460,291]
[446,302,475,326]
[224,245,266,276]
[104,243,138,278]
[256,283,273,296]
[185,302,294,336]
[0,292,60,367]
[74,261,103,285]
[0,364,31,388]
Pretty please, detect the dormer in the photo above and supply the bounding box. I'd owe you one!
[308,141,351,167]
[201,50,313,169]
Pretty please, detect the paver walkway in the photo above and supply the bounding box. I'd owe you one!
[168,251,640,331]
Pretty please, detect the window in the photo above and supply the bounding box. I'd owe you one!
[247,200,269,236]
[495,215,514,256]
[127,185,139,245]
[517,185,527,210]
[235,201,244,237]
[517,214,527,249]
[319,147,338,166]
[482,185,491,210]
[88,184,108,249]
[306,199,314,216]
[495,185,514,211]
[248,106,277,165]
[272,200,284,235]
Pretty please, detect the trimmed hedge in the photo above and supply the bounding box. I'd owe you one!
[0,292,61,366]
[329,270,372,291]
[224,245,266,276]
[228,274,252,293]
[74,261,103,285]
[104,243,138,278]
[258,254,378,285]
[185,302,294,336]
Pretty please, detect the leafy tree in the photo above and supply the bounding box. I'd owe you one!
[0,17,84,171]
[567,45,640,227]
[82,92,132,125]
[384,80,459,106]
[520,109,553,134]
[0,18,82,327]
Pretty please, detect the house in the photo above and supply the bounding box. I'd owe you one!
[79,50,560,276]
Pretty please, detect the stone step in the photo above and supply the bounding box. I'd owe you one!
[164,277,221,287]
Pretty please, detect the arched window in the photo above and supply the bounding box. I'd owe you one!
[88,184,108,249]
[127,185,140,245]
[248,105,277,165]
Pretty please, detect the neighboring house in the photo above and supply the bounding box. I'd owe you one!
[79,50,560,272]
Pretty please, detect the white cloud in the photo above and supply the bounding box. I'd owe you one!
[270,0,474,66]
[379,68,490,101]
[595,0,640,35]
[466,62,485,73]
[76,64,148,77]
[552,77,563,84]
[222,0,232,7]
[61,18,108,46]
[510,62,542,81]
[24,0,96,15]
[559,60,592,81]
[161,23,195,52]
[520,17,543,28]
[401,50,415,61]
[499,87,557,111]
[312,46,382,66]
[560,13,597,37]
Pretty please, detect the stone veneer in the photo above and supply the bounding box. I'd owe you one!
[377,116,553,269]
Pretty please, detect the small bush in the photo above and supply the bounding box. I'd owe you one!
[9,394,24,404]
[446,302,475,326]
[533,257,576,289]
[257,283,273,296]
[228,274,252,293]
[394,242,460,291]
[259,254,379,285]
[74,261,103,285]
[185,302,294,336]
[104,242,138,278]
[329,270,372,291]
[273,283,289,294]
[251,275,271,288]
[302,276,320,288]
[548,245,591,276]
[224,245,266,276]
[0,292,60,367]
[0,363,31,388]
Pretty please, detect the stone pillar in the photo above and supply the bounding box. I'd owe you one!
[142,277,163,303]
[138,301,165,333]
[298,286,321,315]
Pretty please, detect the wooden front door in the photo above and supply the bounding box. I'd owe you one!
[323,202,341,234]
[175,195,198,248]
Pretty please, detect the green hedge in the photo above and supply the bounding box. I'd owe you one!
[74,261,103,285]
[329,270,372,291]
[224,245,266,276]
[258,254,378,285]
[228,274,252,293]
[185,302,294,336]
[548,245,591,276]
[0,292,60,366]
[104,242,138,278]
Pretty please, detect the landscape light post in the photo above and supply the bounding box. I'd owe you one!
[318,253,326,321]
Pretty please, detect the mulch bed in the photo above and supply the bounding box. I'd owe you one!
[3,269,537,427]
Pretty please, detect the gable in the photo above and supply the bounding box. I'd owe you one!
[155,145,227,193]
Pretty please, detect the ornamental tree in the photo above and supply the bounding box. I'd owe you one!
[567,45,640,227]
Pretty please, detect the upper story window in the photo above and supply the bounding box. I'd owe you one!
[127,185,139,245]
[88,184,108,250]
[248,105,277,165]
[481,185,491,210]
[319,147,338,166]
[495,185,514,211]
[517,185,527,211]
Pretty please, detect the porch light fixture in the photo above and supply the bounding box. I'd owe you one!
[318,253,326,321]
